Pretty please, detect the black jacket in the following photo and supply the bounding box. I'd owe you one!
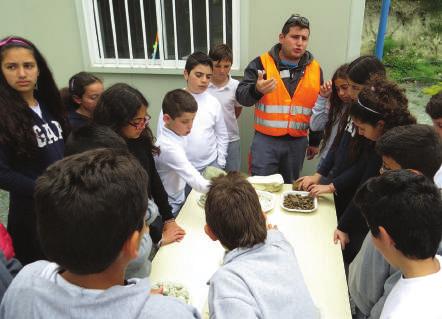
[126,138,174,222]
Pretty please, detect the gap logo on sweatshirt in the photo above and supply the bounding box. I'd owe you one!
[33,121,63,148]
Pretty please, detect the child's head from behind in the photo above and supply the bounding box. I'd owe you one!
[162,89,197,136]
[347,55,386,100]
[209,44,233,83]
[35,148,149,275]
[355,170,442,265]
[204,172,267,251]
[184,52,213,94]
[376,124,442,179]
[425,92,442,138]
[64,124,128,156]
[349,76,415,141]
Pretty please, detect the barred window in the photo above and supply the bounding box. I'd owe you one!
[81,0,240,69]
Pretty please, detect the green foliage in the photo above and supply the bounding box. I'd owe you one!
[422,82,442,96]
[382,36,442,83]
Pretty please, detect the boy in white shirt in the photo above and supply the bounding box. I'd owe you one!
[155,89,210,216]
[208,44,242,172]
[354,170,442,319]
[157,52,229,174]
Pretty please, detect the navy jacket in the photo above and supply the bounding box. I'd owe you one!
[0,105,64,222]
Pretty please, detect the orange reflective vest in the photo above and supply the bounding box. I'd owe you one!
[255,52,320,137]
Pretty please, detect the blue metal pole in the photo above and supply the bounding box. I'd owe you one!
[375,0,391,60]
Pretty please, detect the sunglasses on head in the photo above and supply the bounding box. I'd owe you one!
[128,114,151,130]
[284,14,310,28]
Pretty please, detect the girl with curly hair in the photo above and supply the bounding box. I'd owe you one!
[0,36,67,264]
[335,77,415,263]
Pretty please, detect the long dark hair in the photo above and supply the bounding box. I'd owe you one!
[0,36,67,160]
[60,71,102,111]
[93,83,159,155]
[321,64,349,153]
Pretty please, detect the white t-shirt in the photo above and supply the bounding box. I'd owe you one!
[380,255,442,319]
[30,103,43,118]
[207,77,241,142]
[155,126,210,214]
[434,165,442,189]
[156,90,229,170]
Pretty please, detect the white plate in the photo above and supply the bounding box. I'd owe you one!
[256,190,275,213]
[280,190,318,213]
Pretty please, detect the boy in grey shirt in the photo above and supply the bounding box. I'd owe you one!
[0,149,200,319]
[204,172,319,319]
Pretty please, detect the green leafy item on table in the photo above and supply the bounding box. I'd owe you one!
[152,282,190,304]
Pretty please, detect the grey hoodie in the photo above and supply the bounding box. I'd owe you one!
[208,229,319,319]
[349,234,442,319]
[0,261,200,319]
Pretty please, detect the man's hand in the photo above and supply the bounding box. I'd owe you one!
[319,80,333,98]
[333,229,350,250]
[256,70,276,95]
[306,146,319,160]
[162,220,186,246]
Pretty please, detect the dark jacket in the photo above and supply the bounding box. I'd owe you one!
[68,109,90,130]
[126,137,174,223]
[236,44,323,146]
[0,104,65,264]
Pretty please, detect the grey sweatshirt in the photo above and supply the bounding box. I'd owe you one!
[208,229,319,319]
[0,261,201,319]
[349,234,442,319]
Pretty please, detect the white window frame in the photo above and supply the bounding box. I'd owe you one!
[80,0,240,71]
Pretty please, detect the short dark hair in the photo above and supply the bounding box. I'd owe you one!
[162,89,198,119]
[65,124,128,156]
[426,91,442,120]
[205,172,267,250]
[347,55,386,85]
[184,51,213,74]
[376,124,442,179]
[354,170,442,259]
[209,44,233,63]
[35,148,148,274]
[281,14,310,35]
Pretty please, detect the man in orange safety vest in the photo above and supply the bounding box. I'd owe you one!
[236,14,323,183]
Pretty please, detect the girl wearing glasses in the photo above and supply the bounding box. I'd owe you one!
[93,83,185,250]
[0,36,67,264]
